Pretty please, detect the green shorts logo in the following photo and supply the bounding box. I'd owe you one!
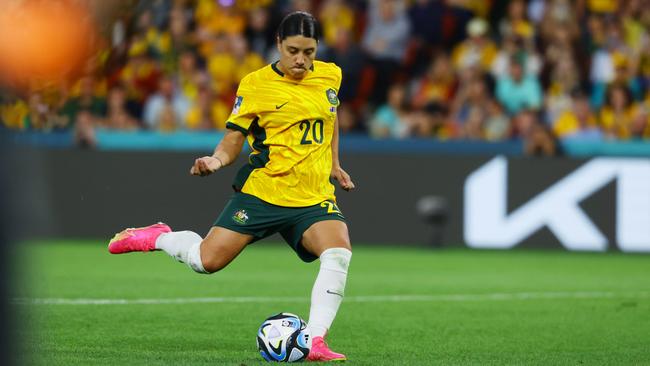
[233,209,249,224]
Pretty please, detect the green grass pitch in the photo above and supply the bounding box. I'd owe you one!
[12,241,650,365]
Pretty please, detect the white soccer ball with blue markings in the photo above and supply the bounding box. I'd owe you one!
[257,312,311,362]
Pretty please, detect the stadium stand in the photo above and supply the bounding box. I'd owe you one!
[1,0,649,155]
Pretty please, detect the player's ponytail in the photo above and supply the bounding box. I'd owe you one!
[277,11,320,42]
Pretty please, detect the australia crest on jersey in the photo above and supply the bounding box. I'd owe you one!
[231,96,243,115]
[326,88,339,106]
[232,209,249,224]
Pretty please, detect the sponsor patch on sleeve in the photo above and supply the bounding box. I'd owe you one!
[231,96,243,115]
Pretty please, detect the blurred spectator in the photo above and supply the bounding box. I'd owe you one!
[207,34,237,97]
[118,40,162,117]
[0,96,29,130]
[544,53,578,124]
[629,105,650,139]
[408,102,451,138]
[362,0,411,105]
[553,91,603,141]
[526,0,546,25]
[336,103,363,133]
[498,0,535,44]
[586,0,618,15]
[60,76,107,126]
[451,17,497,73]
[230,34,265,88]
[287,0,314,13]
[25,93,67,131]
[143,77,190,131]
[369,83,411,138]
[169,2,195,46]
[135,0,172,30]
[449,74,491,138]
[157,2,196,69]
[446,0,489,45]
[319,0,355,47]
[176,51,201,101]
[104,84,139,130]
[598,83,636,139]
[244,7,274,58]
[322,28,365,104]
[491,35,542,79]
[542,24,574,68]
[496,55,543,115]
[589,17,641,108]
[25,93,48,130]
[74,110,97,148]
[538,0,580,45]
[410,54,456,110]
[405,0,445,75]
[584,13,607,52]
[195,0,245,36]
[185,86,229,130]
[640,40,650,93]
[620,0,647,55]
[512,109,558,156]
[525,122,559,156]
[321,27,365,132]
[484,98,510,141]
[512,108,537,139]
[407,0,445,48]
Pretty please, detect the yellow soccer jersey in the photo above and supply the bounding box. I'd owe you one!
[226,60,342,207]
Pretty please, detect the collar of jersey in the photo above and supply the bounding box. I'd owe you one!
[271,61,315,78]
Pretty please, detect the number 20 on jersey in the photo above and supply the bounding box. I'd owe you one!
[299,119,324,145]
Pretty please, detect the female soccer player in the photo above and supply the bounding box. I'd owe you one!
[108,11,354,362]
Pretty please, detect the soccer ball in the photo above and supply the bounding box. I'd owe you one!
[257,312,311,362]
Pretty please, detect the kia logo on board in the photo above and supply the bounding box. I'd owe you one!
[464,156,650,252]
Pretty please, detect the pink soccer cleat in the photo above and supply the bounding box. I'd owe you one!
[108,222,171,254]
[307,336,347,362]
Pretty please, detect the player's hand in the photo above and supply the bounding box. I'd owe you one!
[190,156,223,176]
[331,166,355,191]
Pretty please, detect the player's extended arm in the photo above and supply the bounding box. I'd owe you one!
[330,115,356,191]
[190,129,246,176]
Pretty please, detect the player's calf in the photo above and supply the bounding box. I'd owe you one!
[155,227,247,274]
[192,226,252,273]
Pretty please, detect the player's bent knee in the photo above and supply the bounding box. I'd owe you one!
[186,240,233,274]
[201,258,228,274]
[196,228,250,274]
[185,241,210,274]
[199,246,236,273]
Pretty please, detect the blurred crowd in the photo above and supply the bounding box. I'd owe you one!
[1,0,650,153]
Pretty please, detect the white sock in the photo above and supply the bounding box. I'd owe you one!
[307,247,352,338]
[155,231,208,274]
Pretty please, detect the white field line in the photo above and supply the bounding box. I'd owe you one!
[11,291,650,306]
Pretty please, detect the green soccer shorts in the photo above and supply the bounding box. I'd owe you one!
[213,192,346,262]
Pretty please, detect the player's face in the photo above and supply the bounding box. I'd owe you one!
[277,35,317,79]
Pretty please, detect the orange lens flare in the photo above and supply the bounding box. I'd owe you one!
[0,1,96,89]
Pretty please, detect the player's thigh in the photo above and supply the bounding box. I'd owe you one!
[301,220,351,258]
[200,226,254,272]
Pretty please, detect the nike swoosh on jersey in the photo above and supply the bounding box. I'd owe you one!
[275,101,289,109]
